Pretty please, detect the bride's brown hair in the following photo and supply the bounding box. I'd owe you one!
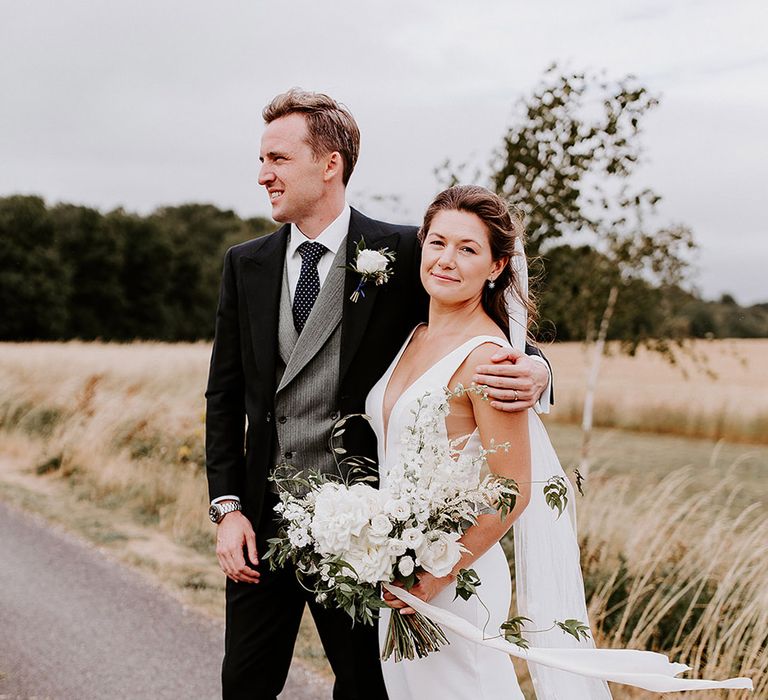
[417,185,536,339]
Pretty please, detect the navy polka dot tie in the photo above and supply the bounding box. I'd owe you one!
[293,241,327,334]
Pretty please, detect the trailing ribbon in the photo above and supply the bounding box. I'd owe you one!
[382,583,753,694]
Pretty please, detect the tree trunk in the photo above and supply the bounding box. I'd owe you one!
[580,285,619,479]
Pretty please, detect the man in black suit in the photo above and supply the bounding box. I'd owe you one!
[205,89,551,699]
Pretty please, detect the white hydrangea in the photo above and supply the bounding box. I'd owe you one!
[311,483,376,554]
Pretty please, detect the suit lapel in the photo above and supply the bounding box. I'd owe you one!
[277,242,346,392]
[239,225,289,381]
[339,209,400,383]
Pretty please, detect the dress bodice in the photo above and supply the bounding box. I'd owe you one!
[365,325,510,485]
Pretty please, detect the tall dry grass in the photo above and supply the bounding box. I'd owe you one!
[577,469,766,698]
[0,341,765,695]
[0,341,214,550]
[543,339,768,444]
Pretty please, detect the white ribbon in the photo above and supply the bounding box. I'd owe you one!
[381,583,753,693]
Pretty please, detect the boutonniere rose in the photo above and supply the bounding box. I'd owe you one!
[346,239,395,303]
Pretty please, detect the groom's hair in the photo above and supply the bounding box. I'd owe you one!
[263,89,360,186]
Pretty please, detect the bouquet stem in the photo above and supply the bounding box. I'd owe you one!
[381,609,450,662]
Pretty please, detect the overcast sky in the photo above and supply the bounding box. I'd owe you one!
[1,0,766,303]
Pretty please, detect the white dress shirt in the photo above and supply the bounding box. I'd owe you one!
[285,204,350,302]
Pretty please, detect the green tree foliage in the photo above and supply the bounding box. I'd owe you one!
[678,296,768,338]
[0,195,69,339]
[536,244,669,343]
[149,204,272,340]
[472,66,706,472]
[491,65,659,257]
[51,203,124,339]
[0,195,273,341]
[110,210,174,340]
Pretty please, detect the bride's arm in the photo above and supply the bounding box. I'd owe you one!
[385,344,531,613]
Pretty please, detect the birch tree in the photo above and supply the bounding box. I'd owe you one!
[486,66,697,475]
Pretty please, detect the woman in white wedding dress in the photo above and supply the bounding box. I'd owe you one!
[366,189,531,700]
[366,184,540,699]
[365,185,752,699]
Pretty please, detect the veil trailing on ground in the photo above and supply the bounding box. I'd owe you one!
[506,237,613,698]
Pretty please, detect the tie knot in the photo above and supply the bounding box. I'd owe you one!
[297,241,327,265]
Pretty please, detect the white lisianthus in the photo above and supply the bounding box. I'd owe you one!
[355,248,389,274]
[398,555,415,577]
[401,527,425,550]
[416,530,463,578]
[288,526,311,548]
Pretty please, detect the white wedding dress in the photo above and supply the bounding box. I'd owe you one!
[366,328,525,700]
[364,325,754,698]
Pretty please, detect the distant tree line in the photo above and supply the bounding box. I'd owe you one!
[536,244,768,342]
[0,195,272,341]
[1,194,765,342]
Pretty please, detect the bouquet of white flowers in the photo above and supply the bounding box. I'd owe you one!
[265,386,568,662]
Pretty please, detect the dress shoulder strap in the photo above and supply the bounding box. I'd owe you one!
[428,335,510,389]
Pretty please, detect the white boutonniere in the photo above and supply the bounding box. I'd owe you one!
[346,238,395,303]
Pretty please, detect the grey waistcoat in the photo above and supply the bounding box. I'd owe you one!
[270,240,347,490]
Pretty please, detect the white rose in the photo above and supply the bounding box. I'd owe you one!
[401,527,425,550]
[398,555,415,577]
[355,249,389,274]
[386,538,408,556]
[416,530,462,578]
[369,514,393,541]
[384,498,411,522]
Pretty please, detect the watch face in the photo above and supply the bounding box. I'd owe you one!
[209,504,221,523]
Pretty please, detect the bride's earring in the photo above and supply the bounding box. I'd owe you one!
[487,278,496,289]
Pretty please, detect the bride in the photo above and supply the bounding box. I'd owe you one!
[364,185,752,698]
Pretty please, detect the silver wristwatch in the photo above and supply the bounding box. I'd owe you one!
[209,500,242,523]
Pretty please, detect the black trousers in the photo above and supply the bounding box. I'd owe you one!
[221,497,389,700]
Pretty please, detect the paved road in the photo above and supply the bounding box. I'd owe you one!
[0,500,331,700]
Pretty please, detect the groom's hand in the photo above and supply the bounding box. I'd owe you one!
[472,348,548,412]
[216,511,261,584]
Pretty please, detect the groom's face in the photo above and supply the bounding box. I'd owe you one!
[258,113,328,226]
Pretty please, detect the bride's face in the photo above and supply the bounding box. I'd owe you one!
[420,209,505,305]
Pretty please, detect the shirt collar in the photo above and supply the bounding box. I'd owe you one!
[288,204,350,259]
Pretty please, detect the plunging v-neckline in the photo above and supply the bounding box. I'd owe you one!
[381,324,424,455]
[380,325,501,457]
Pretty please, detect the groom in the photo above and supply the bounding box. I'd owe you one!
[205,89,552,699]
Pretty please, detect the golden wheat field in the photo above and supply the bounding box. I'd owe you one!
[543,338,768,443]
[1,339,766,698]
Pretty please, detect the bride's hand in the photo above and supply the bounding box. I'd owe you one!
[383,572,454,615]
